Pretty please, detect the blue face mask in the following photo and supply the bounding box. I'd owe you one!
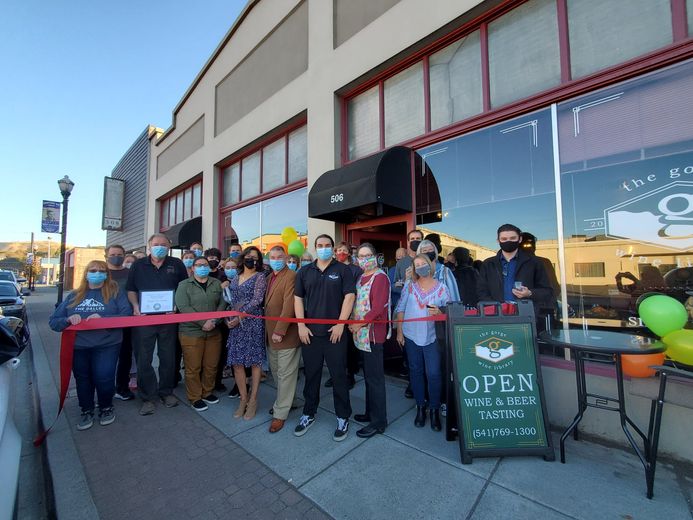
[224,268,238,279]
[183,258,194,268]
[194,265,210,278]
[301,260,312,267]
[269,259,285,272]
[229,251,240,259]
[316,247,333,261]
[415,264,432,278]
[150,245,168,259]
[86,272,107,284]
[192,249,203,257]
[287,262,298,271]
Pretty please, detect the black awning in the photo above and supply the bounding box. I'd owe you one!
[309,146,413,223]
[163,216,202,249]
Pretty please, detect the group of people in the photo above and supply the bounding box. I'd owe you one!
[49,223,553,441]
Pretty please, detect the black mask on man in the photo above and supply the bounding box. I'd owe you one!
[207,259,219,269]
[409,240,421,252]
[499,241,520,253]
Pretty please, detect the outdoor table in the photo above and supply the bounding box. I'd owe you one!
[539,329,666,498]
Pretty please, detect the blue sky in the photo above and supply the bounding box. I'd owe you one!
[0,0,245,246]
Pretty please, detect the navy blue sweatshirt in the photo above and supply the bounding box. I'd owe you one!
[49,288,132,349]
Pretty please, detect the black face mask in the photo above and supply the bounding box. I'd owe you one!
[244,258,259,270]
[409,240,421,252]
[207,259,219,269]
[425,251,437,262]
[499,240,520,253]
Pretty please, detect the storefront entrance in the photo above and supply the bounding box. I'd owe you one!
[347,217,410,268]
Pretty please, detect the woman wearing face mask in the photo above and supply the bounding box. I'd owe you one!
[223,246,267,419]
[416,239,460,302]
[182,251,196,277]
[331,242,361,389]
[216,257,239,392]
[300,251,313,269]
[287,254,300,272]
[349,243,390,438]
[190,242,204,258]
[175,257,226,411]
[395,254,451,431]
[49,260,132,430]
[122,254,137,269]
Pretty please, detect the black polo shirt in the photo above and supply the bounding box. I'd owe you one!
[295,259,356,336]
[126,255,188,294]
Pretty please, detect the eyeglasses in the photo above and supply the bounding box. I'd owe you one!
[88,270,107,273]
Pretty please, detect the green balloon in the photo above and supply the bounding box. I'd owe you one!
[663,329,693,365]
[638,295,688,337]
[287,240,305,256]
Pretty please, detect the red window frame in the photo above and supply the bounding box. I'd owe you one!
[158,177,203,231]
[217,119,308,247]
[341,0,693,164]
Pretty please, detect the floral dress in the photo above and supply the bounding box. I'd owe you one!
[225,272,267,367]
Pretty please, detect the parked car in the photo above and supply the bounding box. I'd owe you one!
[0,316,30,519]
[0,282,27,322]
[0,271,28,296]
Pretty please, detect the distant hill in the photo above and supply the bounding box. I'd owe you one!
[0,241,88,260]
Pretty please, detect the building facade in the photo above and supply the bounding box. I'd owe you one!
[106,125,163,252]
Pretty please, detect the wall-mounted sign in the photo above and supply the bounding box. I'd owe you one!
[41,200,61,233]
[102,177,125,231]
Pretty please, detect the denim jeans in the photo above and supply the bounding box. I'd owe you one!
[72,343,120,413]
[404,337,441,409]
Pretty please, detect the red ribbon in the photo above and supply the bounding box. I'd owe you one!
[34,310,446,445]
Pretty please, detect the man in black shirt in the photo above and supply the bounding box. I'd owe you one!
[126,233,188,415]
[294,234,356,441]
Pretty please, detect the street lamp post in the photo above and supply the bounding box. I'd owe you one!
[56,175,75,305]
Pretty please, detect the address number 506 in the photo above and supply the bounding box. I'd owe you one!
[330,193,344,204]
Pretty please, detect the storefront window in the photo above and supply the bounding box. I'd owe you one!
[222,188,307,255]
[429,30,482,131]
[192,183,201,217]
[558,60,693,329]
[488,0,560,108]
[242,151,261,199]
[567,0,672,79]
[416,107,558,264]
[183,187,192,221]
[262,138,286,193]
[348,85,380,160]
[288,126,308,183]
[689,0,693,37]
[384,62,425,147]
[222,164,240,206]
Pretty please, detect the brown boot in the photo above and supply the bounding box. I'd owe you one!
[244,399,257,420]
[234,398,247,418]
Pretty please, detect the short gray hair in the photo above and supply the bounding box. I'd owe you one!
[269,245,286,254]
[357,242,377,256]
[148,233,171,245]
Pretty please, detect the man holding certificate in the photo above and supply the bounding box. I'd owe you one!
[127,233,188,416]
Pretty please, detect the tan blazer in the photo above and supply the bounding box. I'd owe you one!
[264,267,300,349]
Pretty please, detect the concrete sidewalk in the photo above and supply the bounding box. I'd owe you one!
[28,287,692,519]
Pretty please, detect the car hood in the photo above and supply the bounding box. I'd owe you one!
[0,298,22,305]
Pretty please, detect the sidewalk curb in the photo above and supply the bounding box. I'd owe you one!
[29,314,100,520]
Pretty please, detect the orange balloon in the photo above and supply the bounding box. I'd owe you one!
[621,353,665,378]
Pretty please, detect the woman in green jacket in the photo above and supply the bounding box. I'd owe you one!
[175,257,227,411]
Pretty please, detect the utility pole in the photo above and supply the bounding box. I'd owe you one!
[29,232,35,292]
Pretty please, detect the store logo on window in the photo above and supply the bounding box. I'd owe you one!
[605,181,693,251]
[475,337,514,363]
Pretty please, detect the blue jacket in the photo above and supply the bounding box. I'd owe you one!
[49,288,132,349]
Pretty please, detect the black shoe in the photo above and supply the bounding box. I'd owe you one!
[269,408,273,415]
[430,409,442,431]
[202,393,219,404]
[214,383,227,392]
[414,406,426,428]
[356,425,384,438]
[354,413,371,423]
[324,378,333,388]
[348,376,356,389]
[192,400,208,412]
[228,384,240,398]
[114,389,135,401]
[404,385,414,399]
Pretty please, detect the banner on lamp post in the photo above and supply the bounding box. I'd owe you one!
[41,201,61,233]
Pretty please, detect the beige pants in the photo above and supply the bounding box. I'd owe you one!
[267,346,301,420]
[179,331,221,403]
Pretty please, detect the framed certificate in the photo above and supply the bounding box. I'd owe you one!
[139,290,175,314]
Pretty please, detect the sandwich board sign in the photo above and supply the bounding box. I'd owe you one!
[446,301,554,464]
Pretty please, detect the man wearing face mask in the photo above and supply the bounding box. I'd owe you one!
[126,233,188,415]
[204,247,227,284]
[190,242,205,258]
[394,229,424,292]
[294,234,356,441]
[477,224,552,315]
[228,242,243,262]
[106,245,136,401]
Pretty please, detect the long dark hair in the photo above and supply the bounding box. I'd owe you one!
[238,246,263,274]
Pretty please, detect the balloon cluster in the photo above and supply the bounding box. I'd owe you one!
[281,227,304,256]
[624,294,692,377]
